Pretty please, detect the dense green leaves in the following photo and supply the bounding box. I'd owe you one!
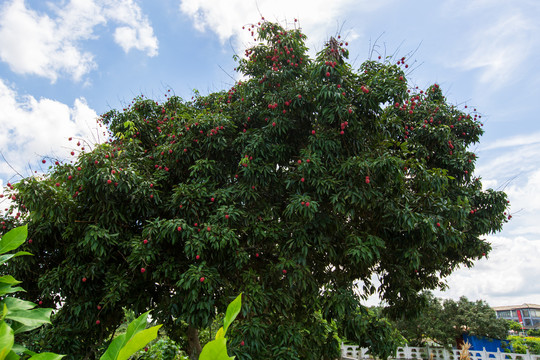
[390,293,509,347]
[1,19,508,359]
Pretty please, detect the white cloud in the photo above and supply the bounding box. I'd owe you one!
[476,143,540,188]
[178,0,384,53]
[434,235,540,306]
[474,136,540,237]
[480,132,540,151]
[0,0,158,82]
[443,10,537,88]
[0,79,105,181]
[0,0,98,82]
[103,0,158,56]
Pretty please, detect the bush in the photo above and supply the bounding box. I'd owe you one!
[506,336,540,354]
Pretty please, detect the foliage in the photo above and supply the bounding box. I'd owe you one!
[506,320,523,332]
[199,293,241,360]
[1,18,509,359]
[0,225,63,360]
[391,293,509,347]
[100,311,161,360]
[137,336,185,360]
[0,226,160,360]
[528,329,540,337]
[506,336,540,354]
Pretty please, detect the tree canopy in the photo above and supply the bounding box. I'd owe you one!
[390,293,509,347]
[1,19,509,360]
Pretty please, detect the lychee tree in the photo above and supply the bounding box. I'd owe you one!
[1,20,508,360]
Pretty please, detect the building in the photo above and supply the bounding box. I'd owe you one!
[492,304,540,329]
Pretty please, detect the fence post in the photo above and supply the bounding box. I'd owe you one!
[442,347,450,360]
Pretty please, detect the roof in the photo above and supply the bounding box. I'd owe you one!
[492,304,540,311]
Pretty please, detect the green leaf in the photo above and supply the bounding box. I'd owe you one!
[0,226,28,255]
[4,350,18,360]
[99,334,125,360]
[100,312,160,360]
[223,293,241,335]
[10,344,27,354]
[0,321,15,360]
[123,311,150,346]
[199,338,234,360]
[6,308,52,329]
[2,298,36,312]
[0,251,33,264]
[0,284,25,297]
[116,325,161,360]
[0,251,33,265]
[215,327,225,339]
[0,276,21,286]
[27,353,65,360]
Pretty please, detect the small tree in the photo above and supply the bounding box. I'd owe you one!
[506,320,523,332]
[392,293,509,346]
[2,19,509,359]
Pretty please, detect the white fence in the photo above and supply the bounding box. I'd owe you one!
[341,345,540,360]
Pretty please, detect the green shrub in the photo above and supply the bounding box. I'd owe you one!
[506,335,540,355]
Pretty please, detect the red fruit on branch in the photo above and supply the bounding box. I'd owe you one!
[82,277,87,282]
[200,277,205,282]
[141,268,146,273]
[96,320,100,325]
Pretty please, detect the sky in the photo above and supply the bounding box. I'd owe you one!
[0,0,539,308]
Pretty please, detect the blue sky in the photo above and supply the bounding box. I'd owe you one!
[0,0,539,308]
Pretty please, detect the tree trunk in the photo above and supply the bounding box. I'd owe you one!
[187,325,202,360]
